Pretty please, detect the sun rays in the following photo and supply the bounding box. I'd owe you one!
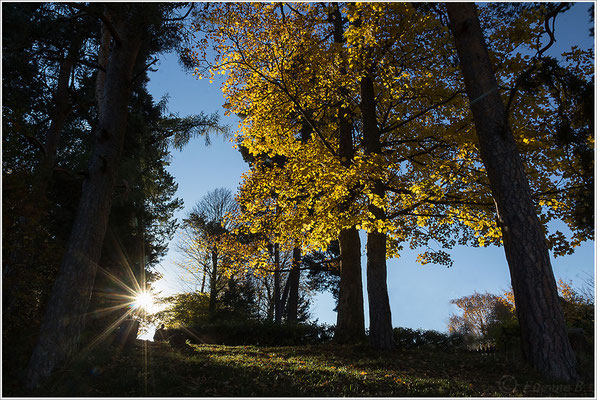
[133,291,156,313]
[74,226,163,368]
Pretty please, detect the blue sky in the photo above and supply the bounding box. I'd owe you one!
[146,3,595,332]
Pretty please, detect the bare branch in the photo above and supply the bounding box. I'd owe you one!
[163,3,195,22]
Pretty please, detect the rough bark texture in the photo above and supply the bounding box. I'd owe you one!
[360,74,394,350]
[26,7,143,389]
[208,248,218,318]
[287,247,301,322]
[446,2,578,382]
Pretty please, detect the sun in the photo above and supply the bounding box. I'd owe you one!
[133,291,155,313]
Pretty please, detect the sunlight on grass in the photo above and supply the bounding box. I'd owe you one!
[37,341,594,397]
[180,344,479,396]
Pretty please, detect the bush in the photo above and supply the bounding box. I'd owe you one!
[172,321,335,347]
[489,319,521,353]
[393,327,467,351]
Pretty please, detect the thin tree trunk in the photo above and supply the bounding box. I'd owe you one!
[287,246,301,323]
[200,264,207,293]
[360,73,394,350]
[26,7,143,388]
[273,243,282,324]
[264,276,274,321]
[280,271,291,316]
[43,36,83,171]
[332,3,365,343]
[446,2,578,382]
[208,247,218,318]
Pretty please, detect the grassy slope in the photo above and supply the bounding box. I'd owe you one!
[26,340,595,397]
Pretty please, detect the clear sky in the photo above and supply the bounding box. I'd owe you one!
[145,3,595,334]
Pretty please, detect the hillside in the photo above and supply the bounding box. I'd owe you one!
[20,340,594,397]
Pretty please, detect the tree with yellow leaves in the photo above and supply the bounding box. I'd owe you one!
[186,2,593,356]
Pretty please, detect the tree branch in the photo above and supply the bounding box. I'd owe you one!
[381,90,464,138]
[163,3,195,22]
[68,3,122,46]
[133,58,159,81]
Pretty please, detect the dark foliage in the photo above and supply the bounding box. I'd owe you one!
[2,2,226,390]
[304,240,341,308]
[168,321,335,347]
[393,327,467,351]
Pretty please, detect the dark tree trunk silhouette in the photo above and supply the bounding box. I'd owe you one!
[42,35,83,172]
[335,228,366,343]
[273,243,282,324]
[286,246,301,322]
[208,247,218,318]
[26,5,144,389]
[200,264,207,293]
[332,2,365,344]
[360,73,394,350]
[446,2,578,382]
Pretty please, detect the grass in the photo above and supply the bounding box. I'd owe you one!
[21,340,595,397]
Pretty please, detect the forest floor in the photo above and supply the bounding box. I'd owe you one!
[24,340,595,397]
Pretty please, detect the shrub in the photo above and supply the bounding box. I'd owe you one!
[172,320,335,347]
[393,327,467,351]
[490,319,521,353]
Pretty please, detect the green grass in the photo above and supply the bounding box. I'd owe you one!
[25,340,595,397]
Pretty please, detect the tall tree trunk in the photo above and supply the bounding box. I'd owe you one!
[446,2,578,382]
[26,6,143,388]
[335,228,366,343]
[334,108,365,342]
[360,73,394,350]
[273,243,282,324]
[287,246,301,323]
[208,247,218,318]
[332,3,366,343]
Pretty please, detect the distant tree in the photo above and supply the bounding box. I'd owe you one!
[448,292,513,338]
[183,188,238,319]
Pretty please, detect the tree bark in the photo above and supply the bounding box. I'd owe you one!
[360,73,394,350]
[446,2,578,382]
[287,246,301,322]
[335,227,366,343]
[332,3,366,344]
[26,6,143,389]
